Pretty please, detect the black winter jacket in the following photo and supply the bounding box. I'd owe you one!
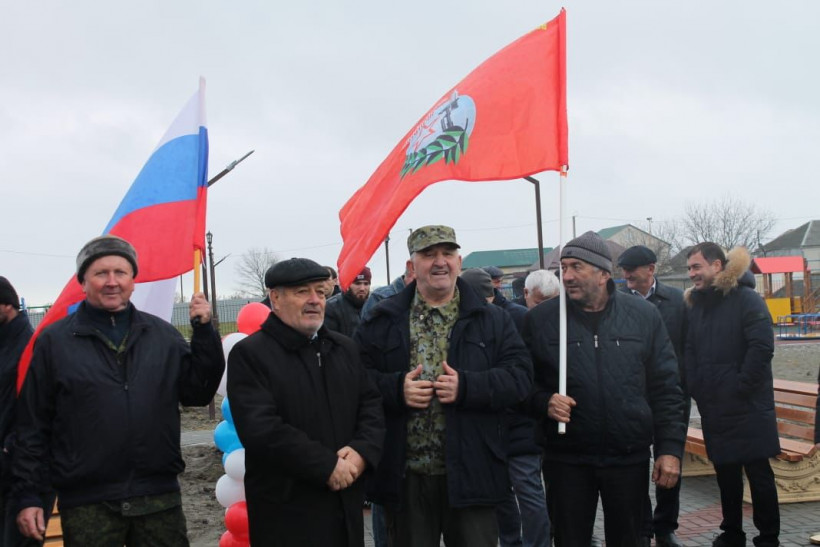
[354,279,533,508]
[524,282,686,466]
[0,312,33,485]
[684,248,780,465]
[12,302,224,510]
[620,280,687,381]
[325,292,364,337]
[228,314,384,547]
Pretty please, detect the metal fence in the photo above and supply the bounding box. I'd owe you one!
[25,297,265,337]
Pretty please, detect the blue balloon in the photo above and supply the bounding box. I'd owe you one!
[221,397,233,425]
[213,420,242,454]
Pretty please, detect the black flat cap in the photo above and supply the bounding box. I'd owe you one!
[618,245,657,269]
[265,258,330,288]
[483,266,504,279]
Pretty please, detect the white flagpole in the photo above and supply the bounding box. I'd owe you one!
[558,167,568,434]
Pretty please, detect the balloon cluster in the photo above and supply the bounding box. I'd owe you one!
[214,302,270,547]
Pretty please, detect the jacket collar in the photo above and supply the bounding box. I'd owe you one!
[260,311,336,353]
[0,311,31,344]
[684,246,752,305]
[372,277,486,320]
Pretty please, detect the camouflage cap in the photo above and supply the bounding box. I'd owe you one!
[407,225,460,255]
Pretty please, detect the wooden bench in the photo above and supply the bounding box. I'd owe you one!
[44,502,62,546]
[682,379,819,503]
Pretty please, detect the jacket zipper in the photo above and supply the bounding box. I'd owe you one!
[594,332,606,461]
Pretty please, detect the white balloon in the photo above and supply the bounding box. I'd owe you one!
[222,332,248,358]
[224,448,246,481]
[219,333,248,397]
[215,474,246,508]
[216,370,228,398]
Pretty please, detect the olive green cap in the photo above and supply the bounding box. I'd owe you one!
[406,225,460,255]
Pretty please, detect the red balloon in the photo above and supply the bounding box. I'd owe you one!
[219,530,249,547]
[225,501,249,538]
[236,303,270,334]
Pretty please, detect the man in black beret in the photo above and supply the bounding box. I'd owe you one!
[228,258,384,547]
[14,235,225,546]
[618,246,689,547]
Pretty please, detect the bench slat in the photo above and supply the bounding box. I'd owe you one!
[777,420,815,441]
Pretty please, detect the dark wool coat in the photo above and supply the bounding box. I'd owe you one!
[684,247,780,465]
[0,312,33,485]
[354,278,533,509]
[228,314,384,547]
[13,302,224,510]
[524,282,686,466]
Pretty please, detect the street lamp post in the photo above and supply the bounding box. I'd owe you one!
[205,231,219,420]
[524,176,545,269]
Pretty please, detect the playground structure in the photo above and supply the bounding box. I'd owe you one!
[751,255,816,321]
[752,255,820,338]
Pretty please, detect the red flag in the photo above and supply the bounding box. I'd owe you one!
[337,9,567,287]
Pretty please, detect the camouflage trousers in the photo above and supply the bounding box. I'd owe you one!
[60,502,188,547]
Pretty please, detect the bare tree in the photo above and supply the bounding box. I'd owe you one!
[678,195,776,251]
[234,247,278,298]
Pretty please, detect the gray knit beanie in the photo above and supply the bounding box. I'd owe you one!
[76,235,139,283]
[561,231,612,272]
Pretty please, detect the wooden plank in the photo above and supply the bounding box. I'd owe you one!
[776,420,815,441]
[779,437,816,457]
[773,379,818,396]
[774,390,816,408]
[775,406,815,426]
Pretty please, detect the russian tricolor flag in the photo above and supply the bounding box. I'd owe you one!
[17,78,210,391]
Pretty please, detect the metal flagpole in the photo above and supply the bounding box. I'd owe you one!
[558,167,568,434]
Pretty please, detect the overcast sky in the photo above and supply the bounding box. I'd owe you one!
[2,1,818,306]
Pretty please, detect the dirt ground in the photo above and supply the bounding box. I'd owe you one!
[178,342,820,545]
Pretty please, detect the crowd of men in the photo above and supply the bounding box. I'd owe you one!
[0,225,817,547]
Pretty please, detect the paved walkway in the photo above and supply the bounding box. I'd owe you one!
[363,474,820,546]
[184,430,818,546]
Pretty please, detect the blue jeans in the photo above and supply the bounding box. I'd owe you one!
[372,502,388,547]
[496,454,550,547]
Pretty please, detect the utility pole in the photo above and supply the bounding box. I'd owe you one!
[524,176,545,269]
[646,217,653,235]
[572,215,577,238]
[384,236,391,284]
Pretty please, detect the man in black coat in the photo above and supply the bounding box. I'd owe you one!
[618,245,688,547]
[0,277,51,547]
[14,236,224,546]
[355,226,532,547]
[685,243,780,547]
[524,232,686,547]
[228,258,384,547]
[325,266,372,337]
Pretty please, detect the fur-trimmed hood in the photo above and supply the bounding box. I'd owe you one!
[684,246,753,305]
